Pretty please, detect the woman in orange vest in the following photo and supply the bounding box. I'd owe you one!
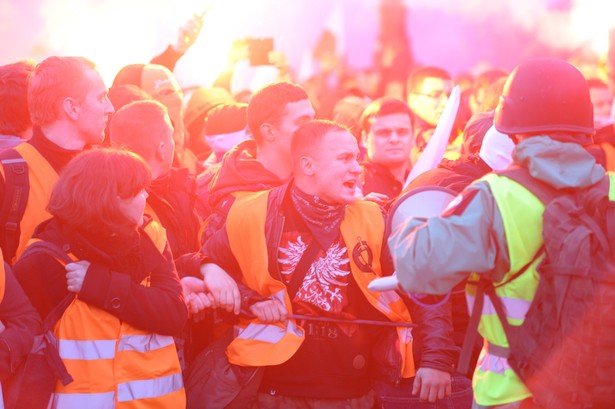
[13,148,187,408]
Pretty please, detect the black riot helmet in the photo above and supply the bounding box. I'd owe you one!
[494,58,594,137]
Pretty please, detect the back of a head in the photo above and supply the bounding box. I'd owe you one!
[204,103,249,157]
[406,66,451,93]
[494,58,594,138]
[291,119,347,168]
[204,103,248,136]
[109,100,170,160]
[28,56,97,128]
[48,148,150,236]
[0,60,35,135]
[332,96,370,140]
[247,81,308,144]
[479,76,507,112]
[471,69,508,112]
[360,97,414,134]
[185,87,234,140]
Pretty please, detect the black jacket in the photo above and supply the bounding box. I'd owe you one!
[13,217,188,336]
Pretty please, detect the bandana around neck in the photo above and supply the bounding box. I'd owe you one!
[290,184,346,233]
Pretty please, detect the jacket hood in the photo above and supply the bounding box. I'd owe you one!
[513,135,605,189]
[207,139,285,208]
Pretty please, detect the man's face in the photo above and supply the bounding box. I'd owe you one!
[310,130,362,205]
[407,77,452,127]
[589,86,614,127]
[273,99,315,155]
[75,69,114,146]
[364,113,414,167]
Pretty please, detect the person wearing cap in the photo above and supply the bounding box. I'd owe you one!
[184,86,234,163]
[195,102,250,219]
[389,58,605,408]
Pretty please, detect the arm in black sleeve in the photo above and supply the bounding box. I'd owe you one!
[381,243,458,373]
[407,295,459,374]
[12,253,70,320]
[79,241,188,336]
[201,221,244,281]
[201,221,265,309]
[0,265,42,380]
[150,46,184,72]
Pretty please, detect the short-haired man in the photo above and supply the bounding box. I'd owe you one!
[109,100,201,261]
[0,60,36,150]
[199,120,458,407]
[200,81,315,244]
[0,56,114,264]
[360,97,414,200]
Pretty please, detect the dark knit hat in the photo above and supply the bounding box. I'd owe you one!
[185,88,234,128]
[204,103,248,136]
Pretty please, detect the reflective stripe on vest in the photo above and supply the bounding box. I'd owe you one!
[117,373,184,402]
[466,294,532,322]
[51,373,184,408]
[50,220,184,409]
[235,290,304,345]
[0,144,57,263]
[225,190,415,377]
[50,392,116,409]
[58,334,174,360]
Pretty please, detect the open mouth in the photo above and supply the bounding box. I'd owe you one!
[343,180,357,189]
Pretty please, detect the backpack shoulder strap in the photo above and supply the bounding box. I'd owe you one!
[0,149,30,263]
[20,240,74,267]
[496,166,560,205]
[21,239,76,386]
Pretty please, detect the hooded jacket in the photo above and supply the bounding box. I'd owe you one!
[200,139,285,244]
[390,135,605,294]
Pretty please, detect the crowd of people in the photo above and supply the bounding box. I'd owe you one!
[0,13,614,409]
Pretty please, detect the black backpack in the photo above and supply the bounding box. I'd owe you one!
[459,167,615,409]
[0,148,29,265]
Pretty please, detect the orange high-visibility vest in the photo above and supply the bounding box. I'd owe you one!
[44,221,185,409]
[0,144,57,264]
[601,143,615,172]
[225,190,416,378]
